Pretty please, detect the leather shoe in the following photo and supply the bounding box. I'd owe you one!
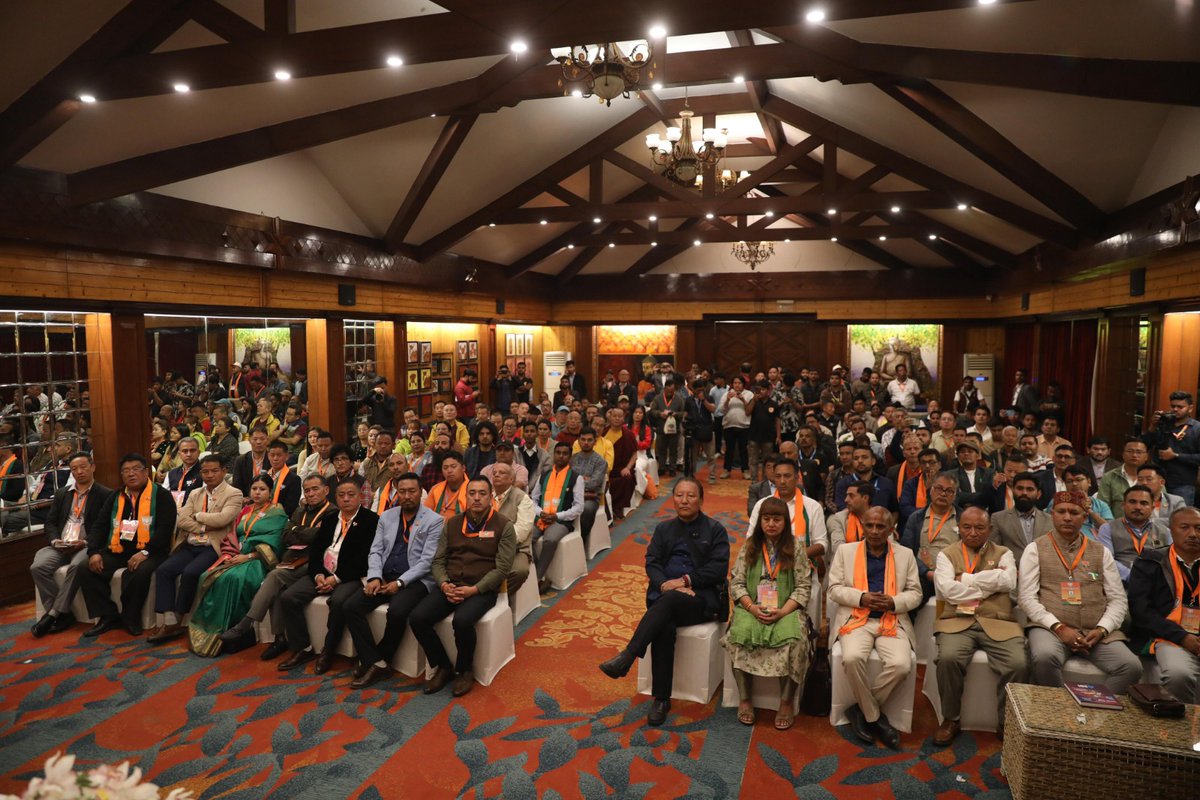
[353,661,371,679]
[424,667,452,694]
[934,718,961,747]
[123,619,143,637]
[31,614,55,638]
[599,650,635,679]
[260,639,289,661]
[50,613,75,634]
[647,698,671,726]
[313,651,334,675]
[537,577,553,595]
[147,623,184,644]
[451,670,475,697]
[351,664,392,690]
[83,617,120,638]
[277,649,317,671]
[874,713,901,750]
[845,704,874,745]
[220,627,256,655]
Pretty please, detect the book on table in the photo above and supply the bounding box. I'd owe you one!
[1064,681,1123,710]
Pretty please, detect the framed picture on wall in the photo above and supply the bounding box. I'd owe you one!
[419,368,432,390]
[406,369,419,393]
[419,341,432,364]
[468,340,479,361]
[524,333,533,354]
[406,341,419,363]
[456,340,468,361]
[505,333,515,356]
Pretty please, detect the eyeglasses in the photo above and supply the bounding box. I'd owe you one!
[931,485,956,495]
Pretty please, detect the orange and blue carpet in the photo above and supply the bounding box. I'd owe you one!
[0,465,1010,798]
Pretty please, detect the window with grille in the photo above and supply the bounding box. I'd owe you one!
[343,320,378,442]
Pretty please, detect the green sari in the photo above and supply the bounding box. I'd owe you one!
[187,503,286,657]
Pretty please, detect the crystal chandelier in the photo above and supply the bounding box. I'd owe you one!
[556,41,655,105]
[731,240,775,271]
[645,98,727,186]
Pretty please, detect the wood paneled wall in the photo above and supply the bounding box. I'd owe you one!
[1159,312,1200,408]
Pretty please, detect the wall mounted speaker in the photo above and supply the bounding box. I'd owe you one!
[496,298,506,314]
[1020,293,1030,311]
[1129,267,1146,297]
[337,284,356,306]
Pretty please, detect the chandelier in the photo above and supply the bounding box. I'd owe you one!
[556,41,655,105]
[696,168,749,192]
[645,99,727,186]
[732,240,775,271]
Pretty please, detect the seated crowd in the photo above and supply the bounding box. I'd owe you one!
[16,360,1200,739]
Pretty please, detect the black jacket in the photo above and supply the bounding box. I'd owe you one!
[309,508,379,583]
[645,512,730,619]
[87,483,178,559]
[231,450,268,498]
[1129,547,1193,653]
[267,468,302,516]
[44,482,114,545]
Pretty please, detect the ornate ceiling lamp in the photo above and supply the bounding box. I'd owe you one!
[556,41,655,105]
[731,240,775,271]
[644,95,727,186]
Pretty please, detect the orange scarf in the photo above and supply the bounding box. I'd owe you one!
[270,465,290,505]
[839,541,899,638]
[774,488,808,543]
[845,513,863,543]
[1152,545,1200,653]
[0,454,16,480]
[376,479,398,514]
[537,466,571,530]
[109,487,154,553]
[426,480,467,518]
[895,461,918,501]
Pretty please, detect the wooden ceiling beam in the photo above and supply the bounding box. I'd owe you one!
[568,225,923,247]
[263,0,296,35]
[0,0,193,169]
[762,95,1078,248]
[726,31,788,155]
[622,219,704,277]
[384,114,477,251]
[188,0,265,42]
[604,151,737,230]
[918,236,984,271]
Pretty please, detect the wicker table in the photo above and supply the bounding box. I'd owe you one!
[1003,684,1200,800]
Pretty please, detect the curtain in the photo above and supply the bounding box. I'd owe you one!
[1037,320,1099,445]
[1001,323,1036,407]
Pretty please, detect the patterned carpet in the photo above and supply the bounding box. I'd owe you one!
[0,464,1011,799]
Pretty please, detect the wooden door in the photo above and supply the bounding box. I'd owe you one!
[712,321,816,378]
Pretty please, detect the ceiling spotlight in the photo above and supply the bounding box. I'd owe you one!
[510,40,528,54]
[571,89,583,98]
[651,241,657,247]
[830,237,837,242]
[784,238,792,243]
[649,215,657,222]
[430,113,436,117]
[733,74,745,83]
[928,233,938,240]
[978,0,998,5]
[539,219,548,225]
[593,216,602,223]
[173,83,190,93]
[693,239,702,246]
[488,222,496,227]
[705,212,715,219]
[567,244,575,249]
[806,8,827,23]
[649,24,667,38]
[957,202,969,211]
[78,93,97,103]
[827,207,837,215]
[274,69,291,81]
[608,242,615,248]
[879,235,887,241]
[386,54,404,68]
[652,82,663,91]
[765,210,775,217]
[890,205,901,213]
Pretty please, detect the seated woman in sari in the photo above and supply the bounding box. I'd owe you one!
[722,496,813,730]
[188,474,287,656]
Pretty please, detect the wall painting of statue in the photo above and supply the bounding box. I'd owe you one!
[847,324,940,401]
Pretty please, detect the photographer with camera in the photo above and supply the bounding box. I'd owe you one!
[1144,391,1200,506]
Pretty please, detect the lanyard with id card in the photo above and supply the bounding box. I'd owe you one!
[1180,605,1200,635]
[757,542,781,607]
[1051,535,1087,606]
[119,518,139,541]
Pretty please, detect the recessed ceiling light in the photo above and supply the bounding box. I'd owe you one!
[488,223,496,227]
[829,237,837,242]
[273,69,291,81]
[510,40,528,54]
[649,215,657,222]
[785,238,791,243]
[567,244,575,249]
[651,241,657,247]
[957,202,968,211]
[705,212,714,219]
[928,233,938,240]
[173,83,190,93]
[978,0,997,5]
[733,75,745,83]
[806,8,827,23]
[608,242,615,248]
[78,93,97,103]
[879,235,887,241]
[693,239,702,246]
[890,205,901,213]
[571,89,582,98]
[649,24,667,38]
[386,54,403,68]
[765,210,775,217]
[539,219,548,225]
[652,82,663,91]
[827,207,837,215]
[593,216,602,223]
[430,113,436,117]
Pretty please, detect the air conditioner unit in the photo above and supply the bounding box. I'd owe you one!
[963,353,996,411]
[543,350,571,403]
[195,353,217,385]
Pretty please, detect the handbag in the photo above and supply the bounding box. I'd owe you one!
[1128,682,1184,718]
[800,593,831,716]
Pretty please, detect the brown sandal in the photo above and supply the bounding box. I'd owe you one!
[774,706,795,731]
[737,701,755,725]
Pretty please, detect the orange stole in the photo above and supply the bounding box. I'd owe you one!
[839,542,899,638]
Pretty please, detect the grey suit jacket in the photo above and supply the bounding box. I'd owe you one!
[747,479,774,517]
[989,507,1053,554]
[827,540,923,647]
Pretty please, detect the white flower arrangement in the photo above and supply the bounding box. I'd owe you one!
[1,753,193,800]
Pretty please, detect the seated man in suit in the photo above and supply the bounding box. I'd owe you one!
[829,506,923,750]
[29,451,113,637]
[410,476,517,698]
[1017,491,1142,694]
[834,445,896,516]
[950,440,994,511]
[343,471,444,689]
[1096,438,1148,510]
[1136,463,1187,525]
[598,478,729,726]
[746,454,780,517]
[931,506,1026,745]
[899,448,943,530]
[828,480,873,554]
[162,435,203,506]
[1035,445,1075,508]
[989,456,1028,514]
[1097,484,1172,583]
[148,454,243,644]
[80,453,178,637]
[989,472,1054,554]
[265,441,302,515]
[900,472,961,603]
[491,461,538,606]
[529,442,586,594]
[1128,507,1200,704]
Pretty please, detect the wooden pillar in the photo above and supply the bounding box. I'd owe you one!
[376,320,401,430]
[305,318,346,440]
[1158,312,1200,412]
[396,320,409,418]
[574,324,594,399]
[485,323,498,406]
[86,312,151,488]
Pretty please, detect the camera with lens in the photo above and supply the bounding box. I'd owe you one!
[1156,411,1179,431]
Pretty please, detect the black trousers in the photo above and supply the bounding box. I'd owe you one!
[80,550,165,628]
[343,581,429,666]
[409,588,496,673]
[279,576,361,653]
[626,590,709,700]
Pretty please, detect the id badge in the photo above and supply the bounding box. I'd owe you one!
[323,550,338,573]
[478,529,495,539]
[919,547,934,569]
[1061,581,1082,605]
[1180,606,1200,635]
[171,491,185,506]
[757,581,778,607]
[956,599,979,616]
[119,519,138,541]
[193,534,208,546]
[63,521,82,543]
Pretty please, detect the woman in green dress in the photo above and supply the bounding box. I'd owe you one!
[188,475,286,657]
[722,496,813,730]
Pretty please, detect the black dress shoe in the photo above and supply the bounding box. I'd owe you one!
[351,664,392,690]
[313,651,334,675]
[50,613,75,634]
[537,577,553,595]
[123,619,144,637]
[845,704,874,745]
[220,627,256,655]
[260,639,289,661]
[83,617,120,638]
[353,661,371,679]
[277,649,317,671]
[598,650,635,679]
[31,614,55,638]
[424,667,452,694]
[647,698,671,726]
[874,713,901,750]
